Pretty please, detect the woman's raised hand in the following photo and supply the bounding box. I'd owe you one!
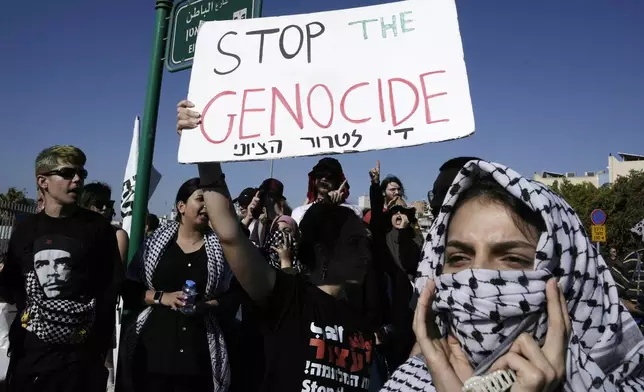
[488,278,571,392]
[413,280,474,391]
[176,100,201,135]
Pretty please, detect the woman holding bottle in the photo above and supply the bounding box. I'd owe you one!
[118,178,235,392]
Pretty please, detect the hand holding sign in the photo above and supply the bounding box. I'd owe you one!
[179,0,474,163]
[369,160,380,185]
[177,100,201,135]
[327,180,348,205]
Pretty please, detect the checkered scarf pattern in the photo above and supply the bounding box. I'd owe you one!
[383,160,644,391]
[262,228,304,273]
[22,270,96,344]
[631,218,644,243]
[132,221,231,392]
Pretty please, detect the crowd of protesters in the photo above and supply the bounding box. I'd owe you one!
[0,99,643,392]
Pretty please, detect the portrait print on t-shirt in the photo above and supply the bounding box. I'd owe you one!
[33,235,79,299]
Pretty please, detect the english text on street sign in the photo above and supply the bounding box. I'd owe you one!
[166,0,260,72]
[591,225,607,243]
[179,0,475,163]
[590,209,607,226]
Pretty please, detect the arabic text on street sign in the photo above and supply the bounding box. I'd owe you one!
[167,0,259,72]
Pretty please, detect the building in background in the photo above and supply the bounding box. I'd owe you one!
[534,152,644,188]
[609,153,644,183]
[532,171,604,187]
[358,195,370,211]
[411,200,428,218]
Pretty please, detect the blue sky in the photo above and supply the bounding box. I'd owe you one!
[1,0,642,217]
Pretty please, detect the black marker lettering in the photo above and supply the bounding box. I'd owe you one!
[246,28,280,63]
[214,31,241,75]
[305,22,325,63]
[279,25,304,59]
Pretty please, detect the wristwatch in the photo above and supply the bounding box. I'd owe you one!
[153,291,164,305]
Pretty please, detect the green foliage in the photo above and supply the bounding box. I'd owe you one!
[0,187,27,204]
[549,171,644,253]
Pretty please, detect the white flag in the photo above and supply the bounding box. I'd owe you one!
[114,116,161,377]
[120,116,162,236]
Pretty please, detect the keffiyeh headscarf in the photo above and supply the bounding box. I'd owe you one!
[383,160,644,391]
[122,221,232,392]
[262,215,304,272]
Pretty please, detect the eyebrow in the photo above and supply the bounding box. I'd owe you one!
[446,240,535,253]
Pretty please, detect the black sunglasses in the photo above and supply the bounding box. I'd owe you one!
[42,167,88,180]
[95,200,115,211]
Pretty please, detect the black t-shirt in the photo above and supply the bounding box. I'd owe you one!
[2,208,118,374]
[261,272,374,392]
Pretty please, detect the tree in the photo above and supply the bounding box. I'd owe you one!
[0,187,27,204]
[549,171,644,254]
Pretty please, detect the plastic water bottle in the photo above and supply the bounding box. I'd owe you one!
[180,280,197,314]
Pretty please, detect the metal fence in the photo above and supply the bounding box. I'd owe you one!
[0,201,38,256]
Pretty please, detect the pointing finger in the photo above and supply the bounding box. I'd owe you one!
[338,180,348,192]
[376,160,380,172]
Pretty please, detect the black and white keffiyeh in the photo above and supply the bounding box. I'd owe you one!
[126,221,232,392]
[631,218,644,243]
[22,270,96,344]
[383,160,644,391]
[262,227,305,273]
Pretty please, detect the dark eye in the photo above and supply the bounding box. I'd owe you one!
[445,255,467,265]
[503,256,533,268]
[35,260,47,268]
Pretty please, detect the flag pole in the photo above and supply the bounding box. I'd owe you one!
[127,0,172,266]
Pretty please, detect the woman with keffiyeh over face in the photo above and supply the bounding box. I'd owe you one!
[118,178,240,392]
[382,159,644,392]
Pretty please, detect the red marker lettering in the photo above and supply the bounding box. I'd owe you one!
[306,84,334,129]
[239,88,266,140]
[419,71,449,124]
[340,82,370,124]
[271,85,304,137]
[200,91,237,144]
[388,77,419,127]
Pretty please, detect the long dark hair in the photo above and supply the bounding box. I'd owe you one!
[175,178,201,223]
[381,175,405,199]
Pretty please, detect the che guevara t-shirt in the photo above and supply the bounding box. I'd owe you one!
[2,208,118,374]
[260,272,374,392]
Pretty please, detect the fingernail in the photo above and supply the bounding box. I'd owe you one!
[557,280,565,293]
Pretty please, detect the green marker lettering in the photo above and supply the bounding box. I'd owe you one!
[348,19,378,40]
[380,15,398,39]
[400,11,415,33]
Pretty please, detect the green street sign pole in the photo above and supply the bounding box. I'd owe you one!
[127,0,173,266]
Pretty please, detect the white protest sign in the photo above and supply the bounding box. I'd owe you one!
[179,0,474,163]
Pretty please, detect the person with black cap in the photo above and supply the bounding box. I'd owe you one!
[176,104,375,392]
[233,187,257,224]
[291,157,363,224]
[428,156,481,217]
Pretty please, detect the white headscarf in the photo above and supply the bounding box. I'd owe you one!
[382,160,644,391]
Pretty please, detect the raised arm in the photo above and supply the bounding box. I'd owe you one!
[177,100,276,305]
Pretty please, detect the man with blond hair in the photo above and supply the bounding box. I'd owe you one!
[1,145,121,392]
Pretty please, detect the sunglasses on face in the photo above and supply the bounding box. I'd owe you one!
[95,200,115,211]
[42,167,88,180]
